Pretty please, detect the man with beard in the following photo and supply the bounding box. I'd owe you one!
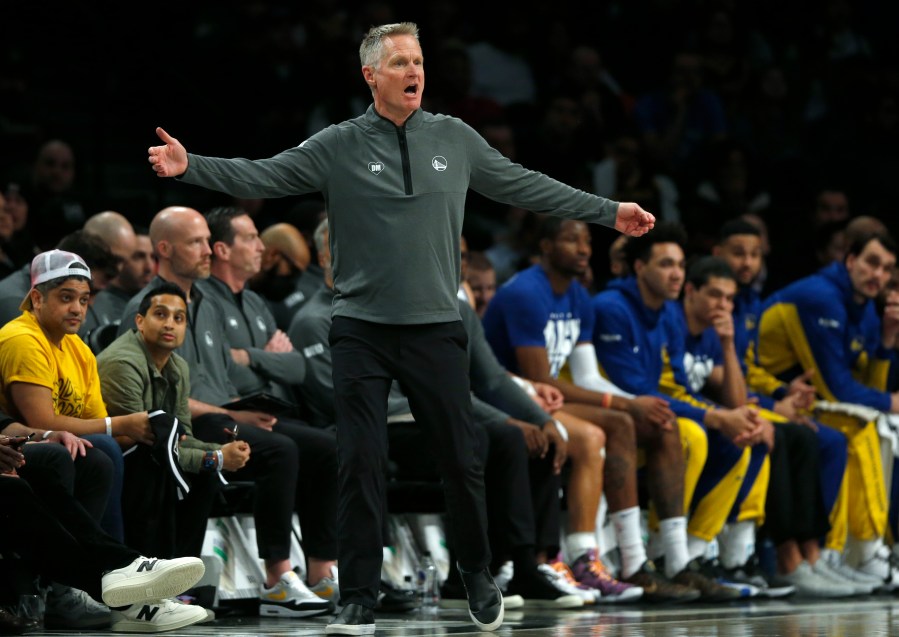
[759,232,899,586]
[251,221,320,330]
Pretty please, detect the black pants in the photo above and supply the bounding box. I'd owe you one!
[121,445,221,559]
[2,444,139,601]
[330,317,490,609]
[764,422,830,545]
[193,413,338,561]
[21,442,113,523]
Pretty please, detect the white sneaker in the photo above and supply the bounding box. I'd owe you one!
[259,570,333,617]
[101,556,205,608]
[820,550,881,591]
[110,598,208,633]
[494,561,514,592]
[45,584,111,629]
[779,561,856,598]
[310,565,340,605]
[538,563,597,604]
[854,544,899,590]
[811,559,873,595]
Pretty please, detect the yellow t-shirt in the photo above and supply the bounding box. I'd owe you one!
[0,312,107,421]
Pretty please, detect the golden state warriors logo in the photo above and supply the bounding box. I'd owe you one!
[850,337,864,352]
[368,162,384,175]
[431,156,447,171]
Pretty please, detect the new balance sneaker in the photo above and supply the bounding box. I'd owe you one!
[724,555,795,598]
[778,561,856,598]
[110,598,208,633]
[259,570,333,617]
[671,558,745,601]
[172,597,216,623]
[458,566,504,631]
[310,565,340,606]
[45,584,111,629]
[101,556,205,608]
[505,565,583,608]
[325,603,375,635]
[812,558,874,595]
[537,562,594,605]
[621,561,701,603]
[569,549,644,603]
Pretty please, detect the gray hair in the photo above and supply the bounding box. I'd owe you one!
[359,22,419,69]
[313,217,329,255]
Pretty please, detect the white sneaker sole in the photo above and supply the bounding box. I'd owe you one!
[111,607,207,633]
[758,585,795,598]
[597,586,645,603]
[469,596,504,632]
[325,623,376,635]
[524,594,584,609]
[259,602,333,618]
[441,594,523,610]
[102,559,205,608]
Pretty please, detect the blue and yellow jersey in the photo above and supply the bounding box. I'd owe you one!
[658,301,727,417]
[592,276,710,424]
[733,285,788,410]
[758,261,893,412]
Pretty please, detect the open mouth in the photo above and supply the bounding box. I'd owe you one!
[404,84,418,95]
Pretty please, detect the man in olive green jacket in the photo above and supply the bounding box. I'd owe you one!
[98,282,250,558]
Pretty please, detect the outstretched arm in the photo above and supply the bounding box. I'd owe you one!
[148,127,189,177]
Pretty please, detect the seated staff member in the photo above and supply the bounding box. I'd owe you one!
[98,282,250,558]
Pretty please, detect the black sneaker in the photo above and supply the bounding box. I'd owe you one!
[458,566,504,631]
[325,603,375,636]
[506,566,584,609]
[375,580,417,613]
[725,555,795,598]
[442,575,524,610]
[672,559,744,602]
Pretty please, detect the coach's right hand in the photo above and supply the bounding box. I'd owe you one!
[148,127,188,177]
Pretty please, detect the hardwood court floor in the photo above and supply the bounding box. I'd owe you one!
[25,596,899,636]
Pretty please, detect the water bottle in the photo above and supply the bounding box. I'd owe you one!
[417,551,440,612]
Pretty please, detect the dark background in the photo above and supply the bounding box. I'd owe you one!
[3,0,898,287]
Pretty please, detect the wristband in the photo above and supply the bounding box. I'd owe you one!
[215,449,224,473]
[41,430,53,440]
[553,419,569,443]
[202,450,217,472]
[105,417,113,436]
[601,393,612,409]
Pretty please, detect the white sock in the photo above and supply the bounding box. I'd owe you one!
[566,532,597,561]
[659,517,689,578]
[687,533,709,562]
[719,521,756,569]
[647,530,664,560]
[611,507,647,578]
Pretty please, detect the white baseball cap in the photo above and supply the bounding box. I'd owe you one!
[20,249,92,311]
